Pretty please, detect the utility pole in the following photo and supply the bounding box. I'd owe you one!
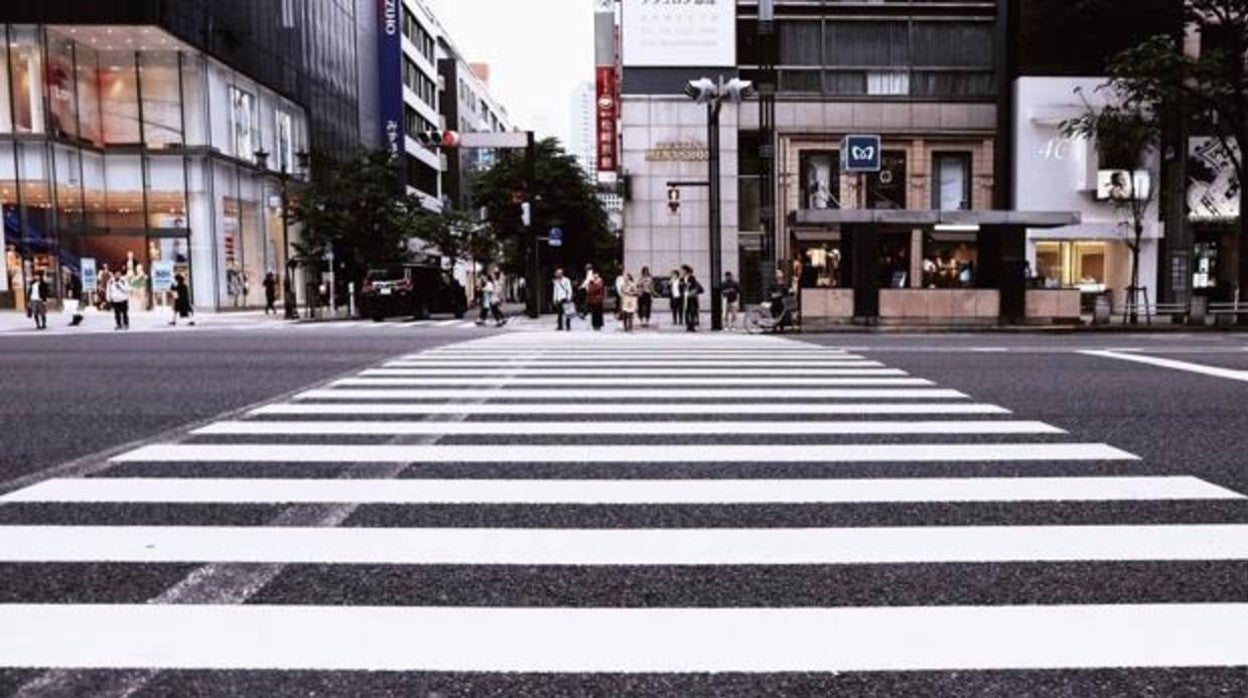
[525,130,540,319]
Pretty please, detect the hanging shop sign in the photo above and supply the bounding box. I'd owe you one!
[596,66,618,172]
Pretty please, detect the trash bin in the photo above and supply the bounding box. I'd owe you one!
[1092,295,1112,325]
[1189,296,1208,326]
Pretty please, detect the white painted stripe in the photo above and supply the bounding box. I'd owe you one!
[417,351,859,358]
[111,442,1136,463]
[1082,350,1248,382]
[193,420,1063,437]
[333,377,935,387]
[385,360,883,369]
[434,319,462,327]
[0,524,1236,564]
[250,402,1013,416]
[5,476,1237,505]
[296,388,969,400]
[380,363,889,372]
[5,603,1247,672]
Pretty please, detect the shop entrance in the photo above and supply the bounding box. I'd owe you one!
[68,232,191,311]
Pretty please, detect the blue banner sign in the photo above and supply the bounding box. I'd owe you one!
[378,0,404,155]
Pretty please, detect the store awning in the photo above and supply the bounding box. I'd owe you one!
[791,210,1081,229]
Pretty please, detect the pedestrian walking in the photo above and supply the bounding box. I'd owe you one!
[721,271,741,331]
[668,269,684,326]
[490,271,508,327]
[107,273,131,330]
[169,274,195,326]
[619,272,638,332]
[66,270,85,327]
[586,271,606,331]
[681,265,704,332]
[637,266,654,328]
[476,275,491,325]
[552,267,574,331]
[262,272,278,315]
[613,271,627,329]
[27,271,49,330]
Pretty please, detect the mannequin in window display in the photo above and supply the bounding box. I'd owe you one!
[96,264,112,309]
[130,264,149,308]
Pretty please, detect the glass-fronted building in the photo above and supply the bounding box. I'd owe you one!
[0,24,310,312]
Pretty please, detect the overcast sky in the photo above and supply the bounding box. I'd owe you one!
[426,0,596,148]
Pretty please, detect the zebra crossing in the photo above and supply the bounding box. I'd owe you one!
[1,331,1247,692]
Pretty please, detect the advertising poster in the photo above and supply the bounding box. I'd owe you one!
[230,87,255,162]
[622,0,737,67]
[1188,137,1240,221]
[80,258,97,292]
[152,261,175,293]
[800,151,839,210]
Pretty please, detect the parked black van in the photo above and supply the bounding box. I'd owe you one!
[360,263,467,320]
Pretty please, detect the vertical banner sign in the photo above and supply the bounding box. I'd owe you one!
[595,66,618,173]
[377,0,404,155]
[152,261,175,293]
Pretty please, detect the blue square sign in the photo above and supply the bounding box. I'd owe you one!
[840,135,882,173]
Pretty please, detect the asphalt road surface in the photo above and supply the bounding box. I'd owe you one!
[1,326,1247,697]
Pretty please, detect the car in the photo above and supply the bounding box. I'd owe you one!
[360,263,467,321]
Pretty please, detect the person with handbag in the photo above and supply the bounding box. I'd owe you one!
[668,269,684,327]
[107,274,131,330]
[27,271,49,330]
[169,274,195,326]
[551,267,574,331]
[586,271,606,331]
[619,272,639,332]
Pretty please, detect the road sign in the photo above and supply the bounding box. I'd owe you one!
[841,134,882,173]
[548,227,563,247]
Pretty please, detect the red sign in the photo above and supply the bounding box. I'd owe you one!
[595,65,618,173]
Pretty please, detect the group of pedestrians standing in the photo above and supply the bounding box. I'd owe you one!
[25,270,193,331]
[475,270,509,328]
[551,264,709,332]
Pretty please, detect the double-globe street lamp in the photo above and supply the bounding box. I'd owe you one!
[254,148,309,319]
[685,76,756,331]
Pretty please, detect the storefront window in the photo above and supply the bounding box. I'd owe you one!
[9,26,46,134]
[932,153,971,211]
[146,156,188,231]
[922,232,977,288]
[799,151,840,210]
[80,150,105,230]
[51,144,84,238]
[1034,240,1108,291]
[99,51,141,145]
[878,231,910,288]
[797,240,845,288]
[239,175,264,305]
[275,110,294,173]
[15,142,55,296]
[75,45,102,147]
[180,53,208,147]
[1,141,17,302]
[140,51,184,149]
[867,151,906,210]
[0,31,11,134]
[230,86,256,162]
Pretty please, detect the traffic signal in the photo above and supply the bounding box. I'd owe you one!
[667,186,681,214]
[416,131,461,149]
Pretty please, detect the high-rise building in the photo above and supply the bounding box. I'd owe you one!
[570,81,597,175]
[0,1,374,313]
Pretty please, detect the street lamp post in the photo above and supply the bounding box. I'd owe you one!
[685,76,756,331]
[255,148,309,320]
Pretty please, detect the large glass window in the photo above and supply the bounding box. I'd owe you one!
[46,31,77,141]
[146,156,188,232]
[933,153,972,210]
[75,45,102,147]
[1035,240,1109,291]
[9,26,46,134]
[140,51,184,149]
[0,33,11,134]
[867,151,907,210]
[180,53,208,147]
[922,232,978,288]
[229,86,256,162]
[797,240,845,289]
[99,51,141,145]
[799,151,841,210]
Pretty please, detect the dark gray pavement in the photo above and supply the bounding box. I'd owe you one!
[1,328,1247,696]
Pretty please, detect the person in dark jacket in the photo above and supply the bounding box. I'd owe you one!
[262,272,278,315]
[28,271,50,330]
[586,272,606,331]
[169,274,195,326]
[681,265,704,332]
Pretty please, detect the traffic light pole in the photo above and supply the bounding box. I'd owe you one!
[707,100,724,332]
[524,131,540,319]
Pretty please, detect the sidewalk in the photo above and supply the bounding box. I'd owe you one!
[0,306,290,334]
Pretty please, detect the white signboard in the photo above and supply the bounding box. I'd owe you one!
[622,0,737,67]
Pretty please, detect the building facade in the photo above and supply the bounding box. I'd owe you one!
[570,81,597,176]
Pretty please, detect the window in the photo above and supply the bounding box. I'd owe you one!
[275,111,294,173]
[401,8,436,64]
[867,151,907,210]
[99,52,140,145]
[1034,241,1109,290]
[799,151,841,210]
[867,71,909,96]
[932,153,972,210]
[405,153,439,195]
[922,232,978,288]
[140,51,184,148]
[229,86,256,162]
[8,26,45,134]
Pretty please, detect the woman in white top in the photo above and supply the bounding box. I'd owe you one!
[107,275,132,330]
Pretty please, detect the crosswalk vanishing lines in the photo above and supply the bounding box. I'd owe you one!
[1,332,1247,690]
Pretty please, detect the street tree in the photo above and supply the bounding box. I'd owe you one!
[1095,0,1248,315]
[291,150,415,287]
[1062,86,1161,324]
[409,207,498,285]
[470,137,617,280]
